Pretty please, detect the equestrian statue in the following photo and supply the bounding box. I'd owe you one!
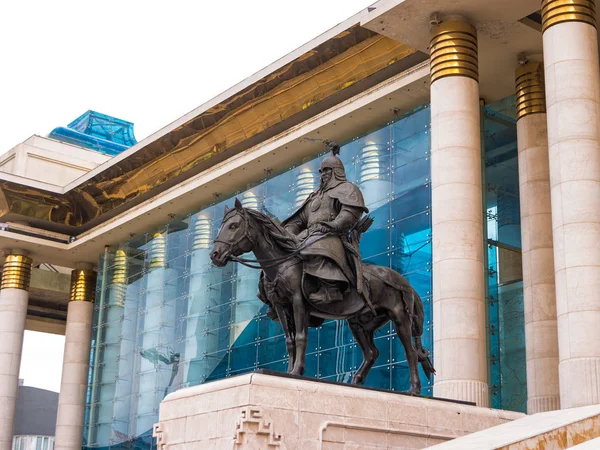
[210,141,434,394]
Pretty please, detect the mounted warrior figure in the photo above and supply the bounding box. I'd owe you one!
[280,141,375,317]
[211,140,434,390]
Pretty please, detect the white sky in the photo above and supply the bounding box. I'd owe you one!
[4,0,375,392]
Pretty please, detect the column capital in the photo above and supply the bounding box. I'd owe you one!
[1,253,33,291]
[70,269,97,302]
[516,61,546,120]
[430,20,478,84]
[542,0,596,33]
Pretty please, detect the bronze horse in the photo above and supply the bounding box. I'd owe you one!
[210,199,434,394]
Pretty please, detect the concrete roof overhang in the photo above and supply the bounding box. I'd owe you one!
[0,0,547,269]
[0,62,432,267]
[362,0,544,102]
[0,17,425,235]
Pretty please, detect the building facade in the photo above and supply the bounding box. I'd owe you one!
[1,0,599,449]
[12,384,59,450]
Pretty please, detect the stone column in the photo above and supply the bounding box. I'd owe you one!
[0,252,32,450]
[430,19,488,406]
[541,0,600,409]
[515,61,560,413]
[54,265,96,450]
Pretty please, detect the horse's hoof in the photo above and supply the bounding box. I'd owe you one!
[403,388,421,396]
[351,376,364,385]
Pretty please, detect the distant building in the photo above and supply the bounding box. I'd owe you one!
[12,384,58,450]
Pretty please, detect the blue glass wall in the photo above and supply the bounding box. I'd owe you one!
[483,96,527,413]
[83,106,433,448]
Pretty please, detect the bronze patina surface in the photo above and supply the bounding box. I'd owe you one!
[210,142,435,394]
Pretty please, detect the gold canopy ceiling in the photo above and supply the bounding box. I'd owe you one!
[0,25,422,234]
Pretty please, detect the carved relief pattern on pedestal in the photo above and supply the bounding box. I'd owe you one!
[233,407,282,449]
[152,423,166,450]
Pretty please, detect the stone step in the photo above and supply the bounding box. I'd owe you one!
[569,436,600,449]
[427,404,600,450]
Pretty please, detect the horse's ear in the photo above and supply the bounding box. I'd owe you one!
[234,198,243,210]
[224,205,230,214]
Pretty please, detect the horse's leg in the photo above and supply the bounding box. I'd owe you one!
[391,305,421,395]
[285,309,297,371]
[290,294,309,376]
[348,317,380,385]
[274,304,296,372]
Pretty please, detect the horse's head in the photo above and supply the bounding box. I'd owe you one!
[210,198,255,267]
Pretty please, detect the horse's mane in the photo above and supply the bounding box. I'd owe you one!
[245,208,297,253]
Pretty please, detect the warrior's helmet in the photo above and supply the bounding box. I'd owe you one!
[319,141,346,181]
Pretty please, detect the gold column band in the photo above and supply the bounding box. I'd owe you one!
[111,250,127,285]
[516,62,547,120]
[1,254,32,291]
[430,20,478,84]
[70,269,97,302]
[148,232,166,269]
[542,0,596,32]
[111,249,127,306]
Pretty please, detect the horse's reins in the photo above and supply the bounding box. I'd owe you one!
[213,209,331,269]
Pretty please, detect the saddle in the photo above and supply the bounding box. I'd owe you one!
[305,281,366,319]
[258,215,377,321]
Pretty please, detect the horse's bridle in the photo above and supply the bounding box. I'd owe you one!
[213,208,331,270]
[213,209,255,260]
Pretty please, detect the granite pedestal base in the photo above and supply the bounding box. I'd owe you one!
[153,371,523,450]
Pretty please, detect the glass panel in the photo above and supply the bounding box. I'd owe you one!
[484,96,526,413]
[84,104,435,447]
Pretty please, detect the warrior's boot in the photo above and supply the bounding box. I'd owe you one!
[309,283,343,303]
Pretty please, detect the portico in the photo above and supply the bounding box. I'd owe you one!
[363,0,600,412]
[1,0,600,448]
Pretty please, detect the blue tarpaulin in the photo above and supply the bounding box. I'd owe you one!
[48,110,137,156]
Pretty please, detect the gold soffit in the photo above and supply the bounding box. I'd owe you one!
[0,23,425,236]
[0,61,431,268]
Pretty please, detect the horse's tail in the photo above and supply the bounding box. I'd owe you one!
[411,288,436,380]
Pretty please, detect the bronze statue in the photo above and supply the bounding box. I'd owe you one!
[282,142,374,316]
[210,142,434,394]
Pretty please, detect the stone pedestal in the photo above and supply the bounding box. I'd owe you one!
[153,372,523,450]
